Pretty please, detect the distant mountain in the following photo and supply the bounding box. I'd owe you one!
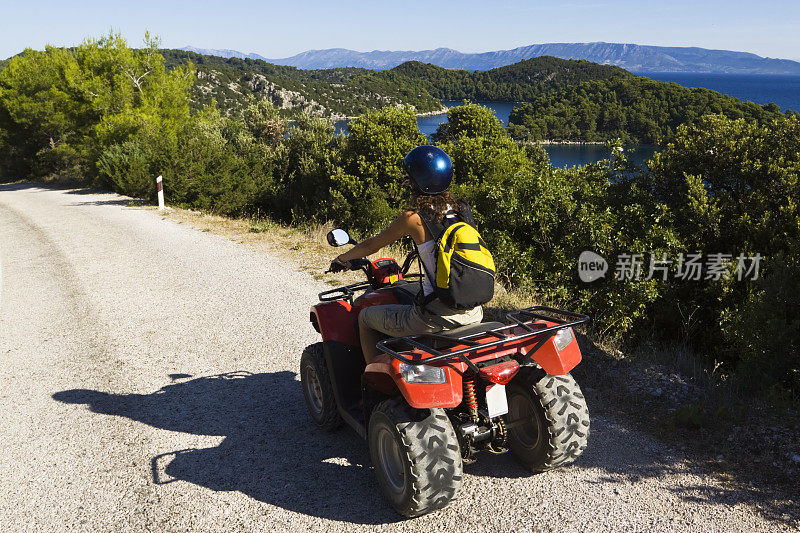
[182,43,800,75]
[180,46,268,62]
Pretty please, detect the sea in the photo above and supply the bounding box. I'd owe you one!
[338,74,800,169]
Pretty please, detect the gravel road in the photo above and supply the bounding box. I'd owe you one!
[0,184,792,532]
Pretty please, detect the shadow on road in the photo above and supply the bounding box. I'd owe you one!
[0,182,141,206]
[53,371,402,524]
[52,371,798,527]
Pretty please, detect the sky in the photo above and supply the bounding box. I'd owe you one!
[1,0,799,60]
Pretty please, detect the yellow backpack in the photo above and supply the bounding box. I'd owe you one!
[420,203,496,310]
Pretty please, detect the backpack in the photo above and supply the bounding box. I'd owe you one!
[418,201,496,310]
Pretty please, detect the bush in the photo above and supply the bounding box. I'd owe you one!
[97,139,154,199]
[268,112,342,223]
[645,115,800,374]
[327,106,426,232]
[436,105,679,336]
[721,253,800,396]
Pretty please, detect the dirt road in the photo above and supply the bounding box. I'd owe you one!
[0,184,789,531]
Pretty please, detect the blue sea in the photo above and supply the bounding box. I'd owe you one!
[337,74,800,168]
[644,73,800,113]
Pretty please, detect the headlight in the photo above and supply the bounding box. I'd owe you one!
[399,363,446,384]
[554,328,574,351]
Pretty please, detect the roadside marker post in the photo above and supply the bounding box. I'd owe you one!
[156,175,165,210]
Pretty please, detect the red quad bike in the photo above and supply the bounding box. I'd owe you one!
[300,228,591,517]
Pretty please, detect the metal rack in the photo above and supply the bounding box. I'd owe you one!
[318,281,372,304]
[376,306,590,373]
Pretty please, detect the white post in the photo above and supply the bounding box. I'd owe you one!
[156,175,165,210]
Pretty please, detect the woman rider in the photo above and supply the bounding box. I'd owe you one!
[329,145,483,363]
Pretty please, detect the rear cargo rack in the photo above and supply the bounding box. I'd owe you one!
[376,306,590,372]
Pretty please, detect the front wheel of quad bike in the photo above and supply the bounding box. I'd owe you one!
[506,369,589,472]
[368,397,462,518]
[300,343,342,431]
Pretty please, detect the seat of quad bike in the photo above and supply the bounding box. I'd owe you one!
[437,321,506,340]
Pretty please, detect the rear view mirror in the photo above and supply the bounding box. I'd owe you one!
[327,228,353,247]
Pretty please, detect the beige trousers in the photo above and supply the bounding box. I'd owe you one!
[358,299,483,362]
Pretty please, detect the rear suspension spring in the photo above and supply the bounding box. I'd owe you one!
[464,377,478,422]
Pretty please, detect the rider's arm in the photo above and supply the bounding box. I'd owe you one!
[336,211,415,262]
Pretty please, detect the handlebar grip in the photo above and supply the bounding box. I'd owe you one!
[326,258,368,275]
[349,258,371,269]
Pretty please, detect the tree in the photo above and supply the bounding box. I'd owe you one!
[329,106,426,231]
[0,46,89,178]
[0,32,196,184]
[432,102,504,143]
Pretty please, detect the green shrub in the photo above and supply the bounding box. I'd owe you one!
[327,106,426,232]
[646,115,800,381]
[268,112,342,223]
[721,253,800,396]
[97,139,154,199]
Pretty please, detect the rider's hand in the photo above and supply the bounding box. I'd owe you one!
[328,257,350,273]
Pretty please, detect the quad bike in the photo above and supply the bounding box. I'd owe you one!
[300,228,591,517]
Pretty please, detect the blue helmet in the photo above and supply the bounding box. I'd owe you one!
[402,145,453,195]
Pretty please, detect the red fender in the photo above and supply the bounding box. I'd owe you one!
[519,325,582,375]
[364,354,464,409]
[311,300,358,346]
[310,289,400,347]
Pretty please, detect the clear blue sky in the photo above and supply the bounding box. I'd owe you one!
[2,0,798,60]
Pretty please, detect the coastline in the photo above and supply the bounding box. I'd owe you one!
[415,106,450,117]
[328,105,450,122]
[524,140,608,146]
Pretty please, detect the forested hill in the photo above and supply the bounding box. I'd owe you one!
[507,77,789,144]
[364,59,633,102]
[4,46,785,144]
[161,49,435,118]
[159,49,632,117]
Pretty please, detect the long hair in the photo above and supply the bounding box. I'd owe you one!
[405,186,458,222]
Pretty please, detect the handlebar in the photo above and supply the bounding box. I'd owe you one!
[325,258,371,274]
[318,281,372,303]
[319,248,418,303]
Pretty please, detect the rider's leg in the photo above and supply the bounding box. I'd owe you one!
[358,304,440,364]
[358,303,483,364]
[358,312,385,364]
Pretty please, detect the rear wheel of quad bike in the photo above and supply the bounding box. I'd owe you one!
[368,397,462,517]
[300,343,342,431]
[506,369,589,472]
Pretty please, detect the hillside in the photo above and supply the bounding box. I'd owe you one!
[161,49,439,118]
[4,47,788,144]
[372,59,633,102]
[508,76,788,144]
[156,50,791,144]
[183,43,800,74]
[159,50,632,117]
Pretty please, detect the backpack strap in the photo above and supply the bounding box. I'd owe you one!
[414,203,471,310]
[416,207,445,241]
[409,239,426,307]
[414,208,445,310]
